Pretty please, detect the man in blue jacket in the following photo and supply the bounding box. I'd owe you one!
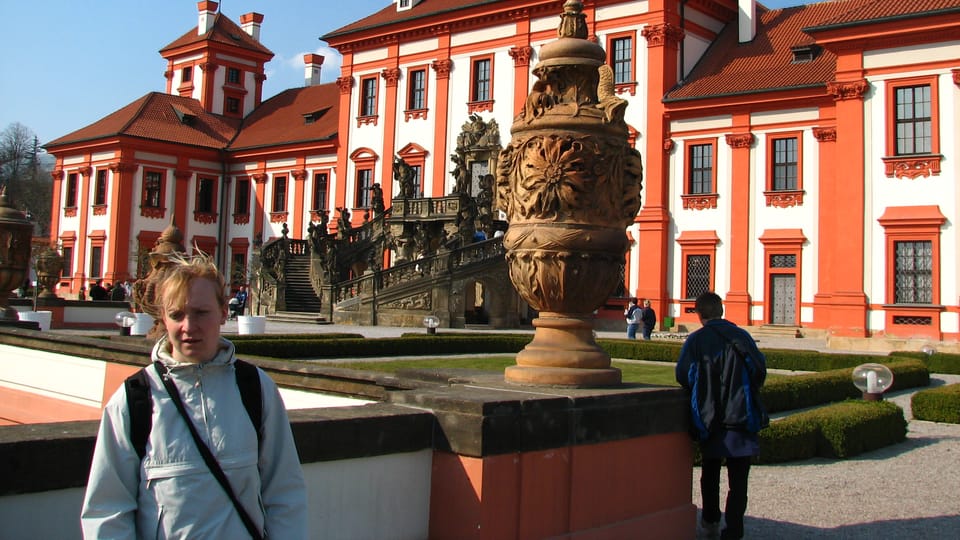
[675,292,768,540]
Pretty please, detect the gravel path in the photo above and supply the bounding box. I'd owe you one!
[693,375,960,539]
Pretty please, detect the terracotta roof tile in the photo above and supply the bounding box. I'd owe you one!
[160,12,272,58]
[229,84,340,151]
[667,0,960,102]
[323,0,504,40]
[45,93,240,149]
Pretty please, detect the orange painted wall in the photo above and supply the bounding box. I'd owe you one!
[429,433,695,539]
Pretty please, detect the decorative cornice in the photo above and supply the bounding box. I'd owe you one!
[51,170,64,181]
[64,207,77,218]
[432,59,453,79]
[336,76,355,94]
[164,70,173,80]
[826,79,868,101]
[681,193,718,211]
[725,133,754,149]
[199,62,218,72]
[254,73,266,83]
[405,109,428,122]
[141,206,166,219]
[108,161,137,174]
[764,190,805,208]
[467,100,494,114]
[357,115,379,127]
[952,68,960,86]
[77,166,92,177]
[508,46,533,67]
[381,67,401,87]
[812,127,837,142]
[194,211,218,224]
[882,155,943,179]
[641,23,684,48]
[291,169,308,181]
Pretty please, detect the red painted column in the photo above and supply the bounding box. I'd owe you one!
[335,72,356,211]
[824,75,869,336]
[252,172,267,245]
[812,124,837,330]
[637,11,682,318]
[75,164,93,285]
[724,126,755,325]
[173,169,191,234]
[199,61,219,113]
[49,168,64,247]
[105,160,136,283]
[292,168,307,239]
[381,56,401,201]
[431,35,452,197]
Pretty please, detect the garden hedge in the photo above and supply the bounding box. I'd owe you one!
[888,350,960,375]
[757,400,907,463]
[911,383,960,424]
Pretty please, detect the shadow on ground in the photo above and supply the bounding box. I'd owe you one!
[741,514,960,539]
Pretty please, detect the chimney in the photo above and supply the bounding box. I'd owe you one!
[739,0,756,43]
[304,54,324,86]
[197,1,218,35]
[240,12,264,42]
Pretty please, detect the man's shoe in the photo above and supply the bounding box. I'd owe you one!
[700,520,720,538]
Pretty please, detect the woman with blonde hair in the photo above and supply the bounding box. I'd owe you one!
[82,254,307,539]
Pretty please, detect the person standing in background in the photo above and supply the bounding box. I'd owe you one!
[640,299,657,340]
[624,297,640,339]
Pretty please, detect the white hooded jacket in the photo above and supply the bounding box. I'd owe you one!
[81,337,307,539]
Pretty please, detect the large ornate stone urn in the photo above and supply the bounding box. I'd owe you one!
[0,188,34,321]
[497,0,643,386]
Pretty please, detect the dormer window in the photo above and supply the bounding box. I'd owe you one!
[790,45,820,64]
[172,105,196,125]
[303,107,330,125]
[397,0,420,11]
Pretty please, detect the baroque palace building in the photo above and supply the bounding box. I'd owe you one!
[46,0,960,341]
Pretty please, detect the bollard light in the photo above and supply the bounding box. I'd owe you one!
[115,311,136,336]
[852,363,894,401]
[423,315,440,335]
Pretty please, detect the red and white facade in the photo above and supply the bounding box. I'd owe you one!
[46,0,960,342]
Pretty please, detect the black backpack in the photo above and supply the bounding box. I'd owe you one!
[124,359,263,460]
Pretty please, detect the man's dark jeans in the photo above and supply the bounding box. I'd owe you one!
[700,456,751,539]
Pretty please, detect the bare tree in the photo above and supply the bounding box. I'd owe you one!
[0,123,53,236]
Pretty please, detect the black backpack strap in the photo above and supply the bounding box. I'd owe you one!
[124,368,153,460]
[125,360,263,460]
[234,359,263,444]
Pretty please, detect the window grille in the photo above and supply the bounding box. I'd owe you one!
[685,254,711,299]
[894,240,932,303]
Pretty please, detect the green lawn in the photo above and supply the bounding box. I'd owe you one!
[324,356,682,386]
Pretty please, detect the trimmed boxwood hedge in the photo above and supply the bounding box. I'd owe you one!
[757,400,907,463]
[888,351,960,375]
[761,359,929,413]
[234,335,532,358]
[911,383,960,424]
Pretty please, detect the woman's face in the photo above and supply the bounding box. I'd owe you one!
[162,277,228,363]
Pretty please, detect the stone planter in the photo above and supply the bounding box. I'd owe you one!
[238,315,267,335]
[18,310,52,331]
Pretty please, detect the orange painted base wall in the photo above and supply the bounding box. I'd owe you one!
[429,432,696,540]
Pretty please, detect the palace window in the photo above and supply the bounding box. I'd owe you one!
[235,178,250,215]
[688,143,714,194]
[894,240,933,304]
[89,246,103,279]
[771,137,798,190]
[61,246,73,278]
[65,173,78,208]
[360,76,378,117]
[94,169,108,206]
[472,57,491,102]
[408,68,426,110]
[894,85,932,155]
[196,177,216,214]
[312,172,329,210]
[226,96,241,115]
[355,169,372,207]
[685,255,712,300]
[272,175,287,212]
[677,231,719,304]
[182,66,192,83]
[143,170,164,208]
[611,36,633,84]
[227,67,241,85]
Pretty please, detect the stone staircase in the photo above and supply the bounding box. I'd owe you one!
[281,254,324,316]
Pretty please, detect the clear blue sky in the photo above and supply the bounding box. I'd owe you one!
[0,0,811,147]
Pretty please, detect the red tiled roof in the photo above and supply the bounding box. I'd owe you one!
[323,0,505,40]
[160,12,272,57]
[45,93,241,149]
[667,0,960,102]
[229,84,340,151]
[811,0,960,28]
